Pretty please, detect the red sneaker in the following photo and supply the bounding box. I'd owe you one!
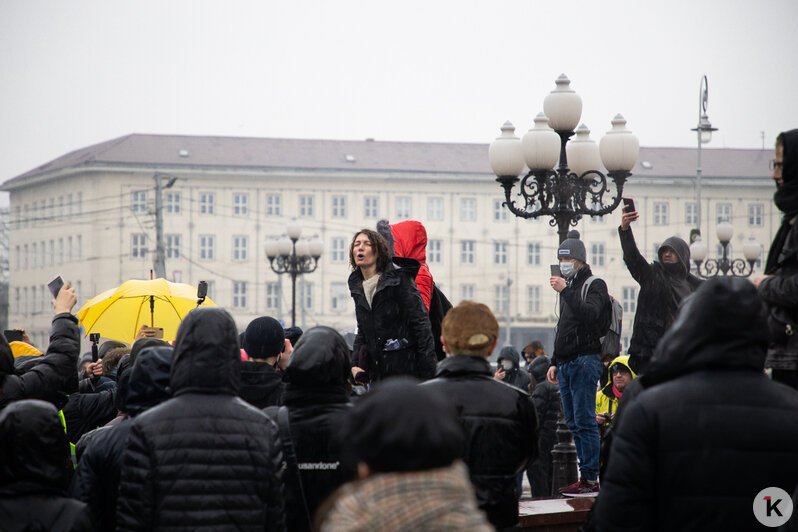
[560,479,599,497]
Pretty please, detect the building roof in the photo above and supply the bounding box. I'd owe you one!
[2,133,772,188]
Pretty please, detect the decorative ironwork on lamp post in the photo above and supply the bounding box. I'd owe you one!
[689,222,760,278]
[264,221,323,327]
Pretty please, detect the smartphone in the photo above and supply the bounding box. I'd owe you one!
[47,275,64,298]
[3,330,24,343]
[622,197,635,213]
[139,326,164,339]
[550,264,562,277]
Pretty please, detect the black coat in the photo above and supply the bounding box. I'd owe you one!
[349,258,436,381]
[62,380,117,443]
[552,265,609,365]
[527,356,559,498]
[423,355,539,530]
[619,228,702,372]
[497,345,532,391]
[0,399,94,532]
[240,361,285,408]
[0,313,81,411]
[115,308,286,532]
[595,278,798,531]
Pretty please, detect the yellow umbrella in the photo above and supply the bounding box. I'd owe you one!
[76,278,216,344]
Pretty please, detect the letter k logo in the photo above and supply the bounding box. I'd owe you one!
[764,496,783,517]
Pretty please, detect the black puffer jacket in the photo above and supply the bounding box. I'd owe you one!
[552,265,609,365]
[595,278,798,531]
[116,308,286,531]
[70,346,172,532]
[0,313,80,411]
[349,257,436,381]
[0,399,93,531]
[619,229,702,373]
[266,327,355,532]
[497,345,531,391]
[528,355,559,498]
[62,380,117,443]
[423,355,538,530]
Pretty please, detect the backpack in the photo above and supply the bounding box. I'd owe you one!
[581,276,623,359]
[429,283,453,361]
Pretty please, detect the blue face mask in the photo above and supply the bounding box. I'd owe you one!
[559,262,576,278]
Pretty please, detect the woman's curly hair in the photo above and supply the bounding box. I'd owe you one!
[349,229,391,272]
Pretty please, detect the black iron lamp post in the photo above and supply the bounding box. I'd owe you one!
[689,223,760,278]
[264,221,323,327]
[489,74,640,244]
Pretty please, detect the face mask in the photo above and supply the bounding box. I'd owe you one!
[559,262,576,278]
[662,262,684,275]
[501,360,514,371]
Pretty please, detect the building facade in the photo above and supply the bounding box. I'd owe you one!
[1,134,777,354]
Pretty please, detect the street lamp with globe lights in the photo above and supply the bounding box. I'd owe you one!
[691,75,718,233]
[689,222,760,278]
[264,221,323,327]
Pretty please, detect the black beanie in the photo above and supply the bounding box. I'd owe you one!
[243,317,285,360]
[558,230,587,263]
[344,377,464,473]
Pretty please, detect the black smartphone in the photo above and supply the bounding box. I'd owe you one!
[622,197,635,213]
[550,264,562,277]
[197,280,208,299]
[3,330,24,343]
[47,275,64,298]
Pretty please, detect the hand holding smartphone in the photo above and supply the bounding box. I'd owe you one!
[622,197,635,213]
[48,275,64,298]
[550,264,562,278]
[3,330,24,343]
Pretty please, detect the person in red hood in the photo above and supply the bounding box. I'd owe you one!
[377,219,434,311]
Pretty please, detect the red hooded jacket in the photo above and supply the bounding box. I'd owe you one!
[389,220,434,312]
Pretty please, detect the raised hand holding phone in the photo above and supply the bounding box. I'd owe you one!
[620,197,639,230]
[52,282,77,315]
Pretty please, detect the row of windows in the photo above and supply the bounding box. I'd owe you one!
[13,236,83,270]
[12,193,83,228]
[653,201,764,227]
[13,281,84,316]
[469,284,639,316]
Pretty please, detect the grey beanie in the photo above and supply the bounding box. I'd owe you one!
[558,230,587,263]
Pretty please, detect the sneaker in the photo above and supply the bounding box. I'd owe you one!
[560,478,599,497]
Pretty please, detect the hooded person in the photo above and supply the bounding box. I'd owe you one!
[115,307,286,531]
[527,355,559,498]
[755,128,798,389]
[619,205,703,374]
[594,277,798,531]
[0,399,93,531]
[495,345,531,391]
[240,316,291,408]
[376,219,434,311]
[70,345,173,532]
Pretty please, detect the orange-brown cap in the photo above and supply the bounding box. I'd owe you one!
[441,301,499,353]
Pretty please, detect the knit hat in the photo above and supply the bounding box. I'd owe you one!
[283,326,303,347]
[99,340,127,359]
[441,301,499,354]
[558,230,587,263]
[243,317,285,360]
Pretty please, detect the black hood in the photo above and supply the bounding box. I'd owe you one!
[658,236,691,276]
[170,307,241,396]
[529,355,551,383]
[775,128,798,216]
[285,326,350,389]
[0,399,72,490]
[0,334,12,377]
[125,346,173,416]
[646,277,768,384]
[497,345,520,369]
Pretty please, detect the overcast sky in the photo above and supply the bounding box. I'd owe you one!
[1,0,796,189]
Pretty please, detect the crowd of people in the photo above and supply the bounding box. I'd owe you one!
[1,130,797,531]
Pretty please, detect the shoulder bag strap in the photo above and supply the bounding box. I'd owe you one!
[276,406,314,531]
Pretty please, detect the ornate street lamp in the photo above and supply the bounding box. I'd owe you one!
[689,223,760,278]
[691,75,718,232]
[489,74,639,245]
[264,221,323,327]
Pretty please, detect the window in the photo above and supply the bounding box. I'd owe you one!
[67,193,73,216]
[460,240,475,264]
[591,242,606,267]
[494,241,508,265]
[199,235,215,260]
[23,244,28,269]
[716,203,732,224]
[131,234,147,259]
[300,282,313,311]
[755,244,765,269]
[494,284,509,313]
[32,243,37,268]
[396,196,412,220]
[13,287,18,314]
[460,284,475,302]
[527,285,541,314]
[527,242,541,266]
[428,239,442,264]
[57,238,64,264]
[622,286,637,313]
[685,202,698,225]
[166,234,181,259]
[265,194,281,216]
[200,192,215,215]
[31,203,37,226]
[233,193,249,216]
[76,235,82,261]
[363,196,379,218]
[232,236,248,261]
[652,243,660,261]
[58,196,64,217]
[460,198,477,221]
[205,281,216,300]
[49,240,54,266]
[590,200,606,223]
[22,204,28,227]
[232,282,247,309]
[23,287,27,315]
[14,245,19,271]
[48,198,54,219]
[299,195,314,217]
[427,197,443,221]
[332,196,347,218]
[40,241,45,267]
[622,335,630,351]
[31,286,36,313]
[165,192,181,214]
[131,191,147,213]
[77,192,82,215]
[265,282,281,310]
[40,285,47,313]
[493,199,508,222]
[331,237,346,264]
[653,202,669,225]
[67,237,72,262]
[330,282,348,311]
[748,203,763,227]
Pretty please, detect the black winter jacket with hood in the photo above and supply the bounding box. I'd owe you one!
[595,278,798,532]
[619,229,702,373]
[0,399,93,532]
[497,345,531,391]
[552,265,609,365]
[0,313,80,412]
[115,308,286,532]
[349,257,436,381]
[423,355,538,530]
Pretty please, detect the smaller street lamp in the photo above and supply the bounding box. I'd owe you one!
[689,222,760,278]
[264,221,323,327]
[691,75,718,232]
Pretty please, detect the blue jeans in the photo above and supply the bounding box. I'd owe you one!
[557,354,602,481]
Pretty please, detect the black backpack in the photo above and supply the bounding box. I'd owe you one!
[429,283,453,361]
[581,276,623,359]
